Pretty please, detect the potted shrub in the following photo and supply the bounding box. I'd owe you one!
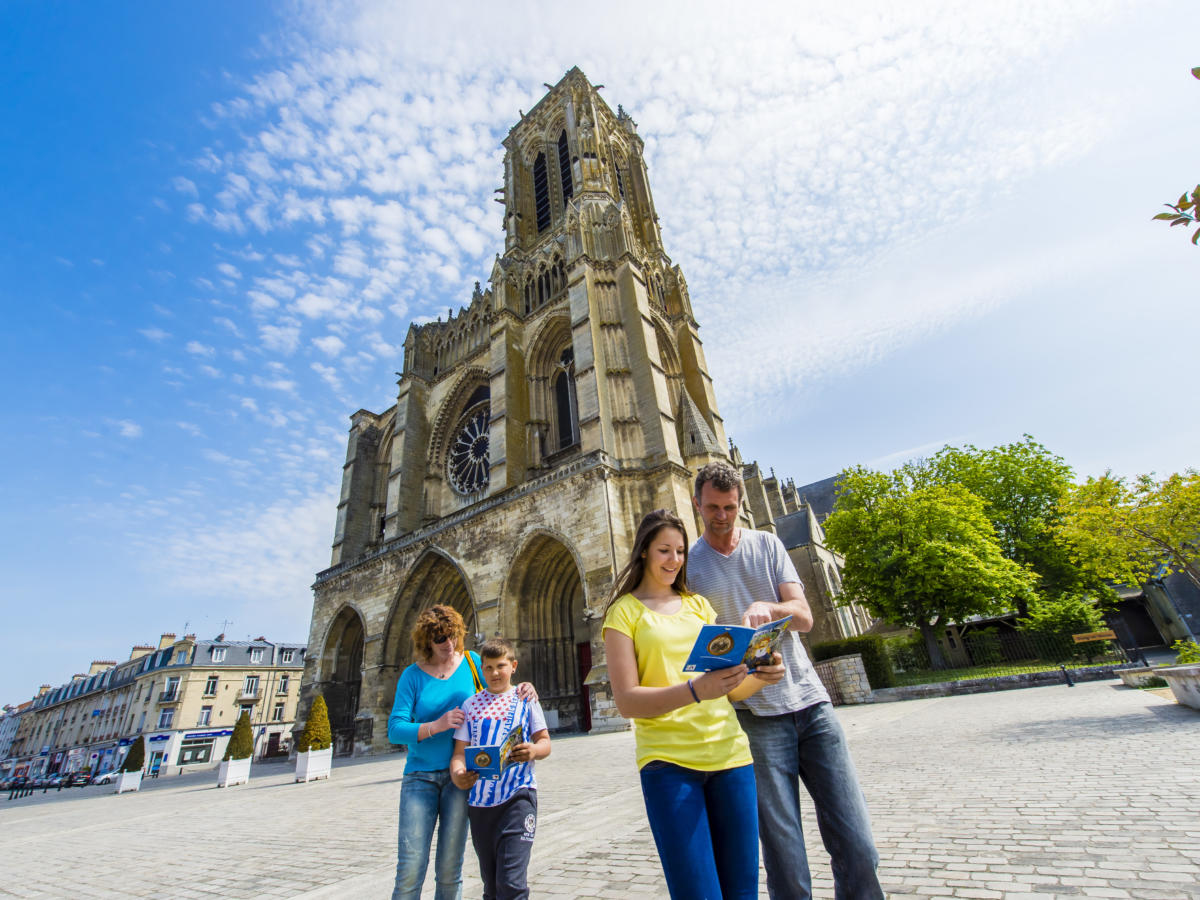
[217,711,254,787]
[295,694,334,783]
[116,736,145,794]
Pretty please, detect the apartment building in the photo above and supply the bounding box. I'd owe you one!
[5,633,306,777]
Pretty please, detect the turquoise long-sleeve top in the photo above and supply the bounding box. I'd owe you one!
[387,651,481,773]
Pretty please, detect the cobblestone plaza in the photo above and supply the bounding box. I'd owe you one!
[3,680,1197,899]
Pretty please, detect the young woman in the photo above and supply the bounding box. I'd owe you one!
[603,509,784,900]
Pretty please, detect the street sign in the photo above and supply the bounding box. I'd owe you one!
[1072,629,1117,643]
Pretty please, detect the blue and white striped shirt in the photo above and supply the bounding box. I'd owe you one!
[454,688,547,807]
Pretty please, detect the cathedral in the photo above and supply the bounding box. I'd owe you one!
[300,68,869,754]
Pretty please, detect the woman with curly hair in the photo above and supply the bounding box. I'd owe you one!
[388,604,534,900]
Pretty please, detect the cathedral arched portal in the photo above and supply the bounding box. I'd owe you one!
[505,533,589,732]
[320,606,365,756]
[381,550,479,716]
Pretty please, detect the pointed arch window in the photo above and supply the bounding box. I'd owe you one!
[557,131,573,208]
[533,152,551,232]
[553,347,578,452]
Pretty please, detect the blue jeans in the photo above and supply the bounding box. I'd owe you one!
[392,769,469,900]
[639,761,759,900]
[737,704,883,900]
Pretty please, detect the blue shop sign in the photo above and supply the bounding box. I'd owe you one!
[184,730,234,739]
[148,734,170,742]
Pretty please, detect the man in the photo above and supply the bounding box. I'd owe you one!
[687,460,884,900]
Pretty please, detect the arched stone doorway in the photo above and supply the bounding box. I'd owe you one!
[506,534,589,732]
[380,550,478,731]
[320,606,365,756]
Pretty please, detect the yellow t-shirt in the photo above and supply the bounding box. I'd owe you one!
[603,592,753,772]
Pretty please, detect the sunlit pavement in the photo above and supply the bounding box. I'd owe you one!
[2,679,1197,899]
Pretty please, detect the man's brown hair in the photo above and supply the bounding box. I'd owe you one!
[694,460,744,501]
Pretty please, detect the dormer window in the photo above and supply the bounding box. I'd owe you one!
[211,647,226,663]
[250,648,264,664]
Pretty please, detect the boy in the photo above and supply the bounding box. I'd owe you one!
[450,638,551,900]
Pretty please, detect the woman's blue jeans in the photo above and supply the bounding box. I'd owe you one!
[392,769,468,900]
[639,761,759,900]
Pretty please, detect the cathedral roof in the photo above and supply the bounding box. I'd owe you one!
[676,387,723,458]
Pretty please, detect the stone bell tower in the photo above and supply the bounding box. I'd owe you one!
[306,68,732,750]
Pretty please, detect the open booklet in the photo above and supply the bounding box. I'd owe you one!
[682,615,792,673]
[466,725,525,780]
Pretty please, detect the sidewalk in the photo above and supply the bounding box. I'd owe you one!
[2,678,1197,899]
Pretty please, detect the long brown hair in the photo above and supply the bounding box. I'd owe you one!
[411,605,466,663]
[605,509,690,613]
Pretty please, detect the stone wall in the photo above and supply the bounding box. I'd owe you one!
[813,653,872,705]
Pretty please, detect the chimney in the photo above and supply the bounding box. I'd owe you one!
[89,660,116,676]
[157,633,177,650]
[129,645,154,661]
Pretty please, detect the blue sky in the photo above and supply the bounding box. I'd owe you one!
[2,0,1197,706]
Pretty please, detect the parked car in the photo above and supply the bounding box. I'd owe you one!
[91,770,119,785]
[65,772,92,787]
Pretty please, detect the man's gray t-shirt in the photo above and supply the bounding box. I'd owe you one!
[688,528,830,716]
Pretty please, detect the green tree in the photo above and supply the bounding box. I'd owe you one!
[1057,470,1200,592]
[824,467,1037,668]
[917,436,1102,610]
[121,735,145,773]
[1152,68,1200,245]
[224,711,255,761]
[296,695,332,753]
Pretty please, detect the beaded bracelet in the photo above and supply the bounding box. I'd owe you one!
[687,679,701,704]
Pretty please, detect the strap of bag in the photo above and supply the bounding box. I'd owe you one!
[464,651,484,693]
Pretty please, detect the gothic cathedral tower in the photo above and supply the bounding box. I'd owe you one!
[304,68,730,751]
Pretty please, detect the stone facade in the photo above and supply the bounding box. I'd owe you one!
[812,653,873,705]
[302,68,877,753]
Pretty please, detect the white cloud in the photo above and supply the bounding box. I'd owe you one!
[312,334,346,357]
[259,321,301,354]
[139,326,170,342]
[114,420,142,439]
[186,341,216,357]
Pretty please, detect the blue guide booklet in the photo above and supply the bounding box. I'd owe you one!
[682,616,792,673]
[466,725,524,780]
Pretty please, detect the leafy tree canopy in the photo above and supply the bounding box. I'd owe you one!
[914,435,1108,604]
[824,467,1037,667]
[1152,67,1200,245]
[1057,470,1200,593]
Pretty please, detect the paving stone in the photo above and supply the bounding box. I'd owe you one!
[1,679,1196,898]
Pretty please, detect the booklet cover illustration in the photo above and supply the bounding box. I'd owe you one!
[466,725,525,780]
[682,615,792,673]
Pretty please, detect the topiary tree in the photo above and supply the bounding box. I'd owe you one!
[224,711,254,761]
[121,735,145,773]
[297,695,332,754]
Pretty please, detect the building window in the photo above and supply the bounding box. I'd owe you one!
[278,674,290,694]
[533,151,550,232]
[553,347,578,452]
[281,649,294,664]
[175,650,187,664]
[164,676,180,701]
[157,709,174,729]
[178,738,213,766]
[243,675,259,697]
[197,706,212,726]
[250,648,264,664]
[272,703,284,722]
[557,130,573,208]
[211,647,226,663]
[204,675,218,696]
[239,704,254,720]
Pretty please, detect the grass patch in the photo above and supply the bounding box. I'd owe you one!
[892,659,1117,687]
[1138,676,1169,689]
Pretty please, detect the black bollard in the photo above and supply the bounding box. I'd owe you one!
[1060,664,1075,687]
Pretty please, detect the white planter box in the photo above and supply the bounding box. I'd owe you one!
[115,770,142,794]
[294,747,333,783]
[217,756,252,788]
[1117,667,1161,688]
[1159,664,1200,710]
